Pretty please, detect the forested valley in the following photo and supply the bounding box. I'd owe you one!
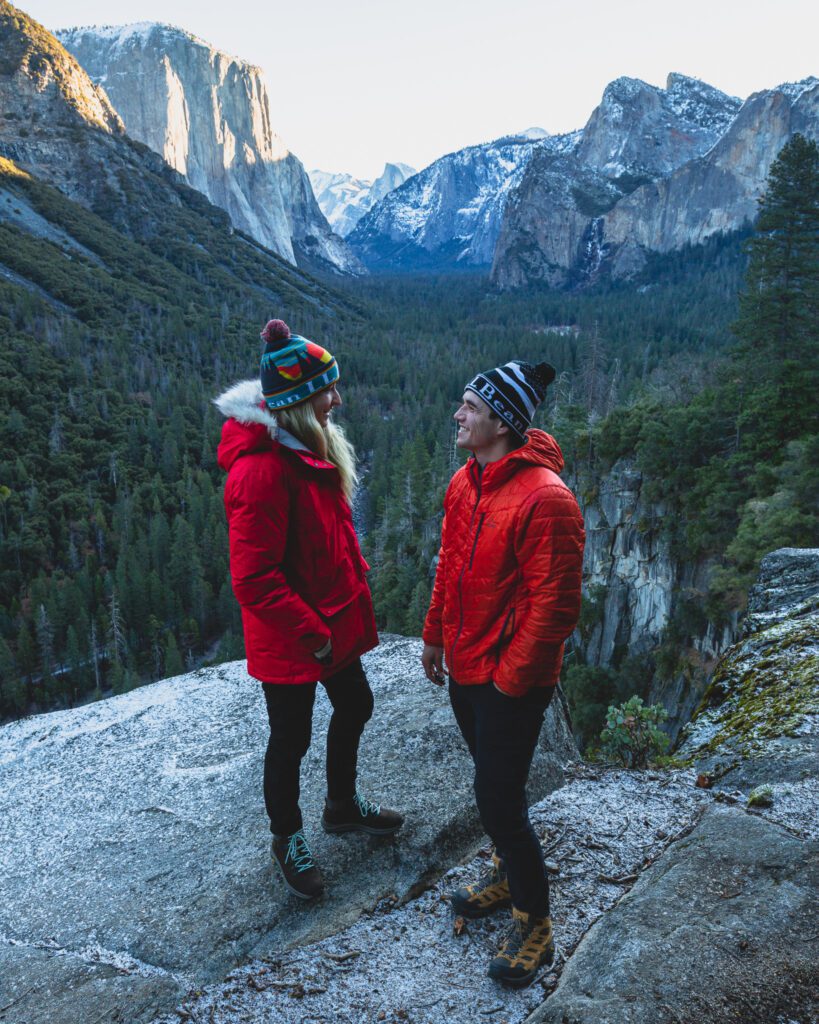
[0,136,816,739]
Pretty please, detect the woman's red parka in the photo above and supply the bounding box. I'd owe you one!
[216,380,378,684]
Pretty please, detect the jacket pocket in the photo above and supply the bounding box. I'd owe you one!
[314,555,365,617]
[496,605,516,651]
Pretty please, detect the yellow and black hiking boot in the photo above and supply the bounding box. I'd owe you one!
[449,853,511,918]
[488,907,555,987]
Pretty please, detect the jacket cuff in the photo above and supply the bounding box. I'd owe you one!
[422,624,443,646]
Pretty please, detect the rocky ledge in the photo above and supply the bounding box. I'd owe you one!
[0,635,575,1024]
[145,549,817,1024]
[1,550,815,1024]
[536,547,818,1024]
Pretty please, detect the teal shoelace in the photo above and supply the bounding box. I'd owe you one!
[354,791,381,817]
[285,830,315,873]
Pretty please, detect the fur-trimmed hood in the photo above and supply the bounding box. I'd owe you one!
[214,379,276,429]
[214,379,309,473]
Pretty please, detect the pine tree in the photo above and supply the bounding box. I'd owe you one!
[0,638,25,717]
[733,133,819,453]
[164,633,184,677]
[35,604,54,682]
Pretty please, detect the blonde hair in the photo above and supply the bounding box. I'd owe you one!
[276,400,358,503]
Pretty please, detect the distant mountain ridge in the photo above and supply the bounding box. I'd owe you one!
[310,162,416,237]
[347,131,571,270]
[346,74,743,274]
[493,74,818,288]
[57,21,362,274]
[346,72,817,286]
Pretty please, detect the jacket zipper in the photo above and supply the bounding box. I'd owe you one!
[450,473,483,667]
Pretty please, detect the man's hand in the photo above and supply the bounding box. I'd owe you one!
[421,644,446,685]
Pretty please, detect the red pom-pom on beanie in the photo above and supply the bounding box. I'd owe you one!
[260,319,291,345]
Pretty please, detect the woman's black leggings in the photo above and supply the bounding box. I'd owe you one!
[261,658,374,837]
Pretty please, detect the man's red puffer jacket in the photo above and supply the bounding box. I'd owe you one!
[216,381,377,684]
[423,430,585,696]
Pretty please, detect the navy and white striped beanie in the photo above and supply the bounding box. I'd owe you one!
[466,360,556,439]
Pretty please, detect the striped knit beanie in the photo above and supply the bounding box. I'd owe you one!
[466,360,556,439]
[259,319,339,411]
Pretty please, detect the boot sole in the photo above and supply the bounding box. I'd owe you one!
[272,860,323,901]
[449,894,511,919]
[321,819,403,836]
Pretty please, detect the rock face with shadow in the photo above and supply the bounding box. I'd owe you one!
[58,22,361,274]
[572,458,738,744]
[527,806,818,1024]
[0,634,576,1024]
[527,548,819,1024]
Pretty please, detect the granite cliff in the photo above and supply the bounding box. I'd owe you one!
[58,22,361,274]
[310,162,416,237]
[347,131,567,270]
[0,0,127,202]
[492,76,818,287]
[599,77,819,275]
[572,459,738,744]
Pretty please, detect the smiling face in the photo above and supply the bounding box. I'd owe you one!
[453,390,513,463]
[309,382,342,427]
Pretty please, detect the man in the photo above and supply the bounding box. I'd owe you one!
[421,359,584,987]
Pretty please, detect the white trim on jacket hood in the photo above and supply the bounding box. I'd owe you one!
[213,379,310,452]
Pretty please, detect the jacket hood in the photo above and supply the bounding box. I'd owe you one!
[515,428,564,473]
[215,379,318,473]
[214,379,276,429]
[477,428,565,489]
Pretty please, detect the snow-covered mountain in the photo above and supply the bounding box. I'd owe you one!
[348,74,748,277]
[348,131,571,270]
[576,73,741,181]
[310,162,416,237]
[58,22,362,274]
[492,75,818,288]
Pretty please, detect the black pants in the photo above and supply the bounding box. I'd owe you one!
[449,678,553,917]
[262,658,374,837]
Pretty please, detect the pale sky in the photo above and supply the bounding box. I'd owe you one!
[23,0,819,180]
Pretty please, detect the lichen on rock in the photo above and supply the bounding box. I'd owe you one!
[679,548,819,775]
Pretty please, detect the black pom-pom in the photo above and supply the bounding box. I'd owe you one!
[534,361,556,388]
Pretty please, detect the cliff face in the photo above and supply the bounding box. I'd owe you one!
[679,547,819,781]
[58,23,361,273]
[0,0,127,201]
[574,459,738,741]
[348,132,572,270]
[492,76,818,288]
[0,2,200,237]
[310,162,416,237]
[576,73,740,180]
[602,78,819,265]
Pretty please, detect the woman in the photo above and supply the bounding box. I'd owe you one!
[215,319,402,901]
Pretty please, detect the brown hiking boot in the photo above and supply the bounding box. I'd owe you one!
[449,853,511,918]
[321,791,403,836]
[271,830,324,900]
[488,906,555,987]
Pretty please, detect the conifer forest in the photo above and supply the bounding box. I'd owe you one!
[0,135,817,733]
